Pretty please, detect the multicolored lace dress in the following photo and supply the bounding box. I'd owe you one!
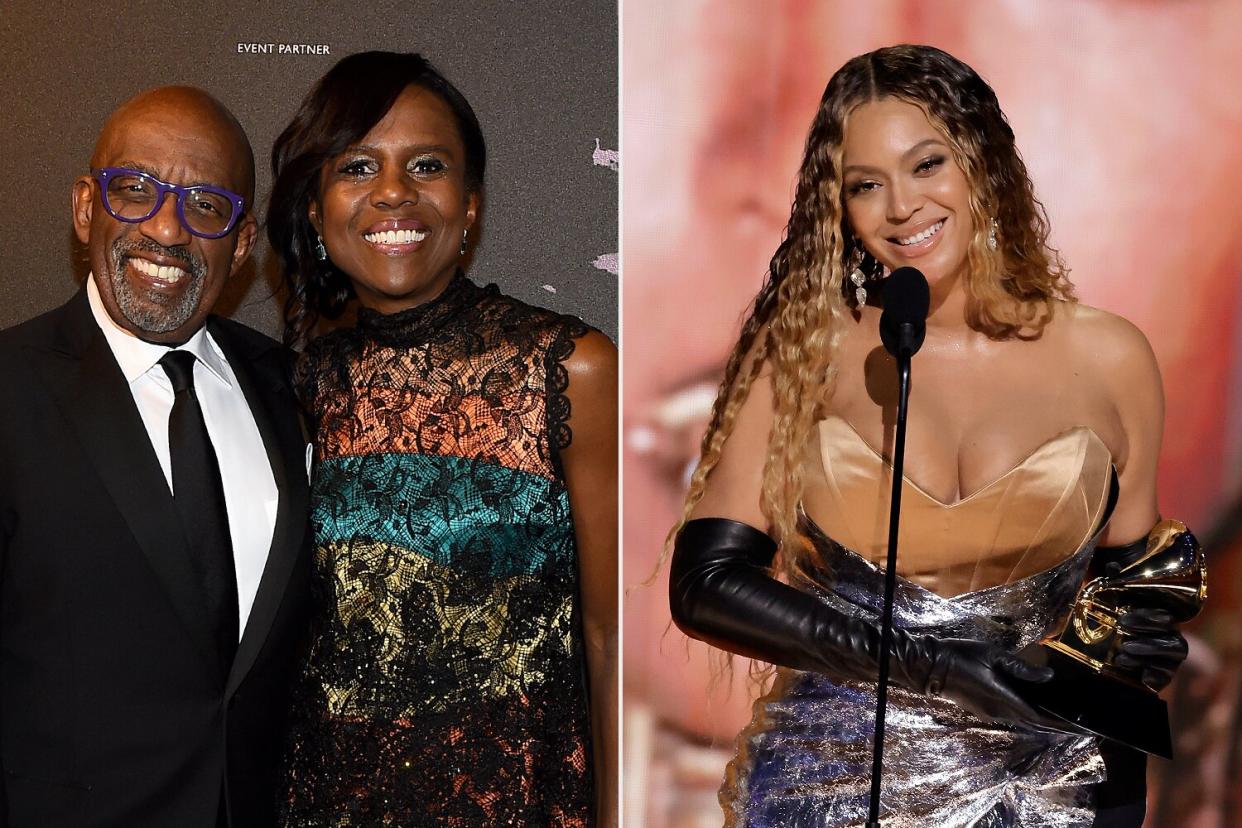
[281,275,594,826]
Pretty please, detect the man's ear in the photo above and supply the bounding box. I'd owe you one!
[230,215,258,274]
[72,176,94,246]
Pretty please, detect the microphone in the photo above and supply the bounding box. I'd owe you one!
[879,267,930,359]
[866,265,930,827]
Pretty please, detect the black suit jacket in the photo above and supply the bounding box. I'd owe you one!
[0,291,310,827]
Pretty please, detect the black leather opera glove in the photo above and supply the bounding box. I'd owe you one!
[670,517,1061,729]
[1091,533,1195,692]
[1113,608,1188,691]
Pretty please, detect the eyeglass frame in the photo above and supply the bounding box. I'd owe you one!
[90,166,248,240]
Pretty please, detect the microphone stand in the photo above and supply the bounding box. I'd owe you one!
[865,336,913,828]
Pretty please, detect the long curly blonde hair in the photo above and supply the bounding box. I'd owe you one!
[668,45,1075,664]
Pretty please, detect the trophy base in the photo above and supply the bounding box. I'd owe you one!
[1015,643,1173,759]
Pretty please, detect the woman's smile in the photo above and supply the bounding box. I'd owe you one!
[362,218,431,254]
[887,217,948,258]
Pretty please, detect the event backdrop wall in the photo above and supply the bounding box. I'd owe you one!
[0,0,617,341]
[622,2,1242,827]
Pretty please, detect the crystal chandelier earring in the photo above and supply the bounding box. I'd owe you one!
[848,242,871,305]
[987,218,999,252]
[314,234,328,262]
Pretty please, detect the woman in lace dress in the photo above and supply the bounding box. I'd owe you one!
[267,51,616,826]
[668,45,1191,827]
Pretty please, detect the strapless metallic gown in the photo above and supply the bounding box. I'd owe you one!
[721,420,1115,827]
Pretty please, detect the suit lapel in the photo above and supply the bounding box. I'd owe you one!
[34,292,220,672]
[210,320,308,696]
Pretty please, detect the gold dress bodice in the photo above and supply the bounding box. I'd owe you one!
[806,416,1113,597]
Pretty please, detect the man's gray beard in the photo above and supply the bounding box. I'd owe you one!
[106,239,208,334]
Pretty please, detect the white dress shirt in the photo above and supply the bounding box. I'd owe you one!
[87,275,278,637]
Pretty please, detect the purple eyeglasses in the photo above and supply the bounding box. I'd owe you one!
[91,167,247,239]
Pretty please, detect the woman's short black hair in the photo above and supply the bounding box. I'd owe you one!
[268,51,486,344]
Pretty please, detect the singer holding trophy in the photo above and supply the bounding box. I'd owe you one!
[667,45,1200,827]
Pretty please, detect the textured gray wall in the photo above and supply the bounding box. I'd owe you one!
[0,0,617,341]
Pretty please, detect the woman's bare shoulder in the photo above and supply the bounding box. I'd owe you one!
[1058,300,1163,471]
[1055,300,1159,380]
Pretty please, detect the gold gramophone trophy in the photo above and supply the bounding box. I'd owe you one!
[1019,520,1206,758]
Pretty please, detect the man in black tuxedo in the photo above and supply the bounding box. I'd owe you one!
[0,87,308,826]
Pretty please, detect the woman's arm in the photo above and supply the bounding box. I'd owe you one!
[1081,308,1190,689]
[1087,309,1164,546]
[560,329,618,827]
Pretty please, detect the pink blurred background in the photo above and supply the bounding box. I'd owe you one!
[621,2,1242,826]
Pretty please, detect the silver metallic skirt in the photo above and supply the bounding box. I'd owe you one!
[721,531,1105,827]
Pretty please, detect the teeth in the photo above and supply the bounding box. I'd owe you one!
[129,258,187,283]
[364,228,428,245]
[896,220,945,246]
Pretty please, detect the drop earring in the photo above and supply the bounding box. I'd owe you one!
[314,235,328,262]
[987,218,999,252]
[847,242,874,306]
[459,228,469,256]
[850,264,868,306]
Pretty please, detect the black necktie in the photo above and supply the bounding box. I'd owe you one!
[159,350,238,679]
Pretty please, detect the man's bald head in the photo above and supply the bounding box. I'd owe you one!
[73,85,258,344]
[91,86,255,203]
